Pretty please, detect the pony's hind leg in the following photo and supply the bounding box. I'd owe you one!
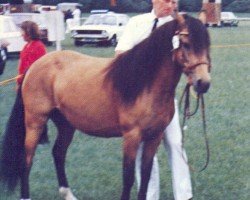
[21,111,49,199]
[50,110,77,200]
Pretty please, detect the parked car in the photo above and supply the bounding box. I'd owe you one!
[5,12,52,45]
[221,12,239,27]
[71,12,129,46]
[57,2,82,13]
[0,15,26,55]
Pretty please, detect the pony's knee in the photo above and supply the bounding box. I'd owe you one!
[59,187,77,200]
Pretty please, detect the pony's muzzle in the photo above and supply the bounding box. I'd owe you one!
[194,79,210,94]
[191,62,211,94]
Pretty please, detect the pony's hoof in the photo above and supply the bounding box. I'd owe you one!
[59,187,78,200]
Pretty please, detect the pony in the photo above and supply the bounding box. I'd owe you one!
[0,14,211,200]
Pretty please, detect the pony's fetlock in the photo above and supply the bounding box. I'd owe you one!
[59,187,78,200]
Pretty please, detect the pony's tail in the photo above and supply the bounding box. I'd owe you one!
[0,85,49,191]
[0,86,26,191]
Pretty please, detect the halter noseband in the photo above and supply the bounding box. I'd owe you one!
[183,62,211,75]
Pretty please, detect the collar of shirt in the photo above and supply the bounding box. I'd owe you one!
[150,10,173,27]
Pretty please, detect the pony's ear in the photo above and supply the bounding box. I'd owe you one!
[198,9,207,24]
[176,13,185,27]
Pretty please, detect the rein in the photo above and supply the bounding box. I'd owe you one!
[179,83,210,172]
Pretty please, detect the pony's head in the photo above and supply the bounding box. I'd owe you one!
[172,14,211,94]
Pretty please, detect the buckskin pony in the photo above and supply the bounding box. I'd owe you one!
[0,14,211,200]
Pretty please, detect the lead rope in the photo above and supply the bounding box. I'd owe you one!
[0,75,21,86]
[179,83,210,172]
[200,94,210,171]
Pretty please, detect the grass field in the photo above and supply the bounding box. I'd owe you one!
[0,15,250,200]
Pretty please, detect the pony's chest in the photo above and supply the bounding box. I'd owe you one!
[118,96,175,135]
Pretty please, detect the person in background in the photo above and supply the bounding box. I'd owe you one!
[17,21,46,87]
[72,5,81,26]
[17,20,49,144]
[66,5,81,33]
[64,9,73,22]
[115,0,193,200]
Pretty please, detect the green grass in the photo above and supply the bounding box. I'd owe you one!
[0,17,250,200]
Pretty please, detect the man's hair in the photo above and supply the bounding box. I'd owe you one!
[21,21,40,40]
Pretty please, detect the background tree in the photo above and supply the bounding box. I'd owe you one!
[8,0,24,4]
[1,0,250,12]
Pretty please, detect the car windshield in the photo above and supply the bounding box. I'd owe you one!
[222,12,235,18]
[84,15,117,26]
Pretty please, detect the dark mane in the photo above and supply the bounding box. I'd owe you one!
[106,20,177,104]
[105,15,210,105]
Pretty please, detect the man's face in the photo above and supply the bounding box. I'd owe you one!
[152,0,177,17]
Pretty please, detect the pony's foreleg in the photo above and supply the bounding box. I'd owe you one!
[138,133,163,200]
[121,129,141,200]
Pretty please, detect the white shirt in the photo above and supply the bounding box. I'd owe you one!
[115,10,173,52]
[72,8,81,20]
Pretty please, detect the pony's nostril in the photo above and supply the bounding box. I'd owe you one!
[195,79,210,93]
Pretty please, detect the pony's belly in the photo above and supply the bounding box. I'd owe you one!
[62,110,122,138]
[81,129,122,138]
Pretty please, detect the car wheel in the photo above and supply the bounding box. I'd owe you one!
[233,22,238,27]
[110,35,117,47]
[74,40,84,46]
[46,41,54,46]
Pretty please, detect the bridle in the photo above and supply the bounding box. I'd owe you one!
[172,31,211,75]
[173,31,210,172]
[182,62,211,75]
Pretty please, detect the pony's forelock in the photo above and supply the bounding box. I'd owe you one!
[185,15,210,54]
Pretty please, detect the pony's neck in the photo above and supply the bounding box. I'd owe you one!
[157,59,183,100]
[126,20,177,70]
[106,20,179,105]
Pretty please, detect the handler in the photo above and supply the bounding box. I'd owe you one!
[115,0,193,200]
[17,21,47,87]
